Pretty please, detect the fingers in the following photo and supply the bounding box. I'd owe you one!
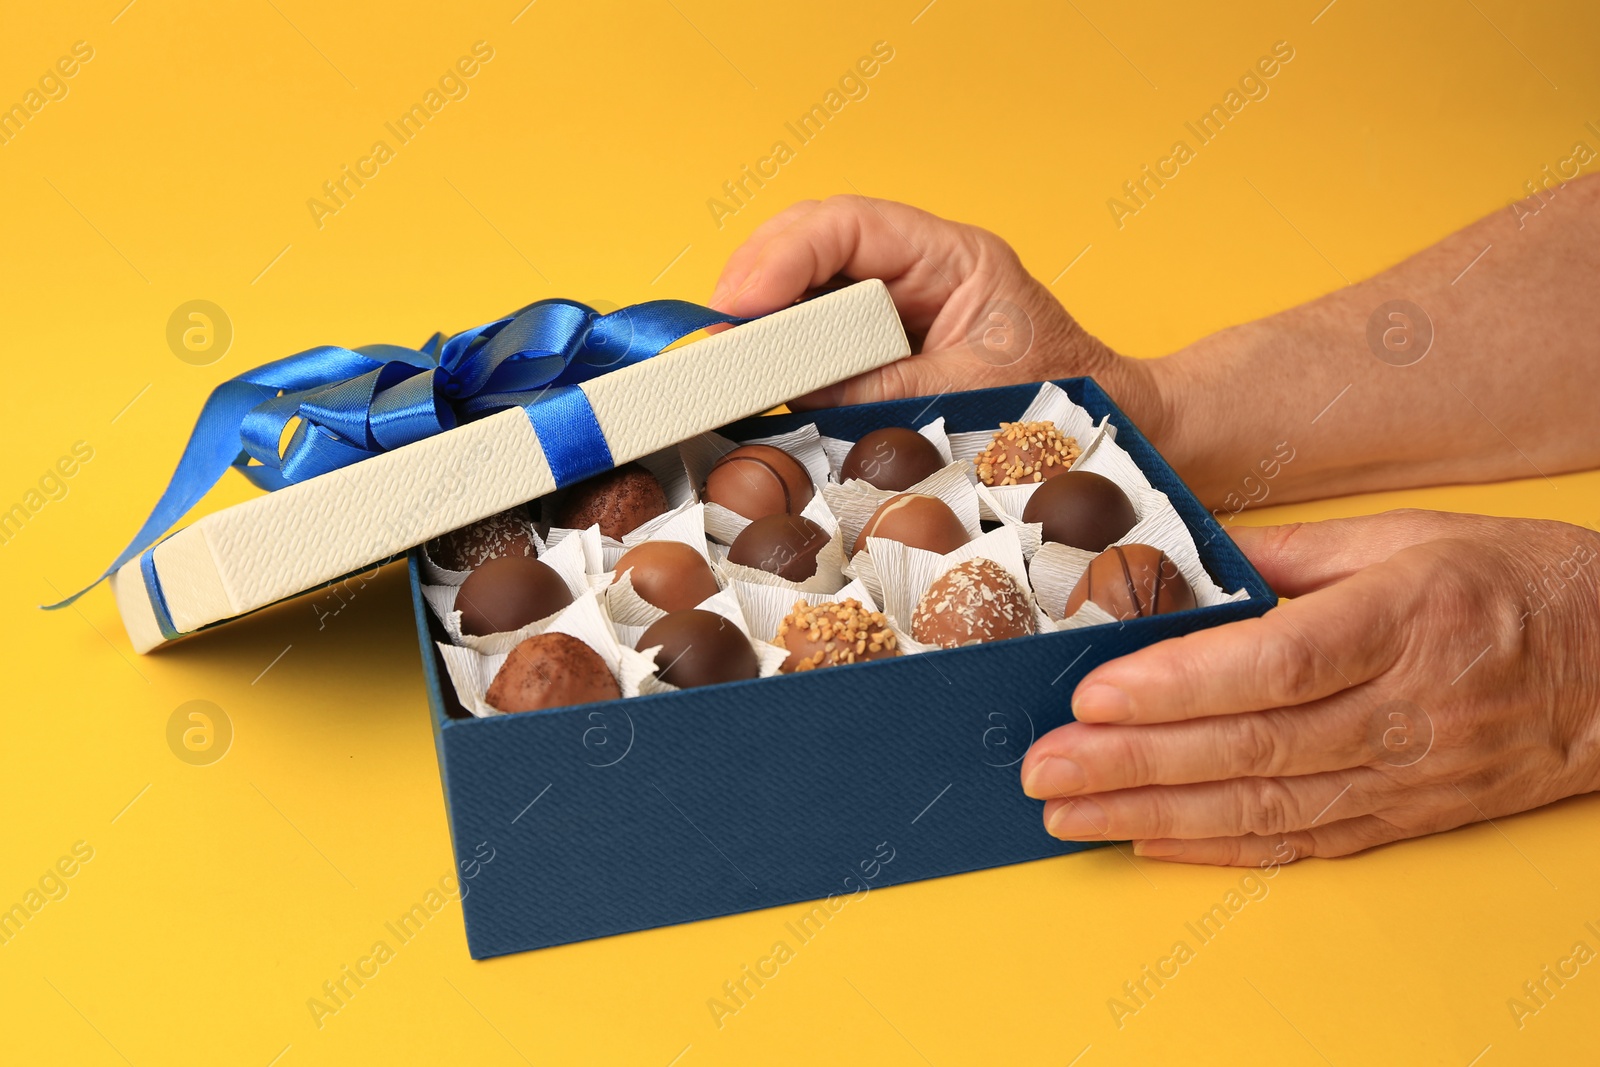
[1129,816,1408,866]
[711,195,974,333]
[710,200,822,308]
[1041,769,1390,842]
[1229,510,1453,597]
[1071,561,1408,725]
[1021,692,1379,799]
[788,345,974,410]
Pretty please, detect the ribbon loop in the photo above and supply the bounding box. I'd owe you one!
[46,296,752,611]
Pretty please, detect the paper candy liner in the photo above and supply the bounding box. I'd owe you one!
[437,589,656,718]
[819,416,954,481]
[679,423,832,544]
[600,504,721,626]
[712,495,850,595]
[868,526,1054,655]
[622,586,790,695]
[421,526,601,655]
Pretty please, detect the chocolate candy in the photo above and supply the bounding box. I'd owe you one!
[911,558,1037,648]
[975,421,1082,486]
[427,512,538,571]
[702,444,814,521]
[637,609,759,689]
[841,428,943,491]
[1021,471,1136,552]
[853,493,969,556]
[456,556,574,636]
[611,540,720,612]
[728,514,830,582]
[552,462,668,539]
[1061,543,1196,621]
[486,632,621,712]
[774,598,900,672]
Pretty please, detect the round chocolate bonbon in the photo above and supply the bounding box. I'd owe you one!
[427,512,538,571]
[702,444,814,521]
[486,632,621,713]
[975,421,1081,486]
[1061,543,1196,621]
[611,540,720,613]
[727,514,830,582]
[841,427,943,491]
[456,556,574,636]
[637,609,759,689]
[911,558,1037,648]
[552,462,669,539]
[853,493,970,556]
[774,598,900,672]
[1021,470,1137,552]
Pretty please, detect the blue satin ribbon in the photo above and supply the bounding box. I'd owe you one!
[47,297,748,614]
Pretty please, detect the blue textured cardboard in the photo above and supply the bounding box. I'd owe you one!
[410,378,1275,959]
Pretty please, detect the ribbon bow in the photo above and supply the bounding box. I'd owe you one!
[48,297,747,609]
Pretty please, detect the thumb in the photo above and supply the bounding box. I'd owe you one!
[1230,510,1453,597]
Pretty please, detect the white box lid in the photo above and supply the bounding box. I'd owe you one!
[110,281,909,653]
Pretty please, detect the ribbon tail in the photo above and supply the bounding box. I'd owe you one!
[40,377,282,609]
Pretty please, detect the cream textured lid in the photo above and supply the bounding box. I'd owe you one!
[111,281,910,653]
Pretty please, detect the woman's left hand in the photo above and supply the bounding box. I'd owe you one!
[1019,509,1600,864]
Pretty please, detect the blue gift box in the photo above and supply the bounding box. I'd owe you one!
[410,376,1274,958]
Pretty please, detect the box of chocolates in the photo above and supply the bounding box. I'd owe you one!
[80,279,1271,959]
[414,376,1273,958]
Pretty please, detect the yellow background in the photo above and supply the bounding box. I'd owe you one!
[4,0,1598,1063]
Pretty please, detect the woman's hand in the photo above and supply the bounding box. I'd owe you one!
[1020,509,1600,864]
[709,195,1163,429]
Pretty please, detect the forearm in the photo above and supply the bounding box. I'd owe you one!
[1148,173,1600,508]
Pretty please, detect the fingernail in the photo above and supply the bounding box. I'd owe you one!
[1133,839,1185,858]
[1023,757,1086,799]
[1046,797,1107,839]
[709,281,731,308]
[1073,682,1130,722]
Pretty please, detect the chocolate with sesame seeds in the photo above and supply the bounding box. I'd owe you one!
[974,420,1081,487]
[774,598,901,672]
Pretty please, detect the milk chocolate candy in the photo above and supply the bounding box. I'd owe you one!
[1021,471,1136,552]
[841,428,943,491]
[1061,543,1196,621]
[702,444,814,521]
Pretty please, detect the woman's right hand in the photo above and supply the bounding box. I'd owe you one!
[709,195,1167,437]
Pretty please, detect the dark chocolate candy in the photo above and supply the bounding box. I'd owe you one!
[486,632,621,713]
[840,428,943,491]
[853,493,970,556]
[637,609,759,689]
[552,462,668,539]
[702,444,814,521]
[427,512,538,571]
[456,556,574,636]
[727,514,830,582]
[1061,543,1196,621]
[611,540,720,613]
[1021,471,1136,552]
[911,557,1036,648]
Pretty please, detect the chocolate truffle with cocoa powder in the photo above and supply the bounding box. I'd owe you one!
[486,632,621,713]
[552,462,669,539]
